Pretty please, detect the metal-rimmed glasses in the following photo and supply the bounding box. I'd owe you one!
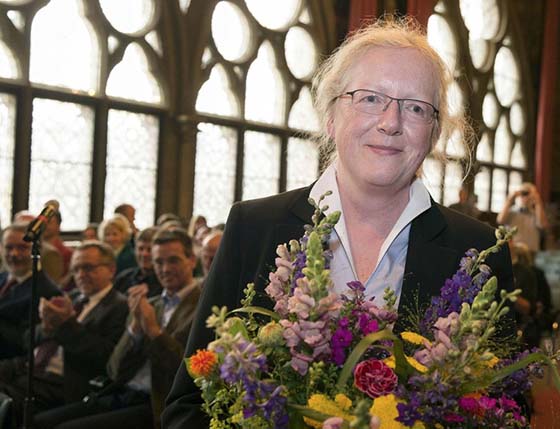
[70,263,108,275]
[335,89,439,124]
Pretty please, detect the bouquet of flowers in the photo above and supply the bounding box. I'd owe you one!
[186,193,560,429]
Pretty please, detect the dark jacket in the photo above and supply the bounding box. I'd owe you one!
[0,270,61,359]
[162,186,514,428]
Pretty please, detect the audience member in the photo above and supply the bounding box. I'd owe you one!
[34,229,200,429]
[200,231,223,279]
[98,215,137,275]
[497,182,548,252]
[14,211,65,283]
[0,241,128,424]
[155,213,183,227]
[114,204,138,236]
[114,227,162,298]
[186,215,207,240]
[0,223,61,359]
[448,184,481,220]
[42,205,73,279]
[82,223,99,241]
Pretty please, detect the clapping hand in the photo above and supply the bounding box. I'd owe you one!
[127,284,162,339]
[39,295,74,333]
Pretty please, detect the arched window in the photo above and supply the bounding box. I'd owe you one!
[0,0,165,229]
[192,0,323,226]
[424,0,530,214]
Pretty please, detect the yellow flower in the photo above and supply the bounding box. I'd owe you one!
[304,394,354,428]
[400,331,430,346]
[486,355,500,368]
[370,394,425,429]
[384,356,428,374]
[186,349,218,378]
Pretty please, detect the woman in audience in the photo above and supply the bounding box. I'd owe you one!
[98,214,137,275]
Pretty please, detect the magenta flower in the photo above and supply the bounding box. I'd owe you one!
[354,359,397,398]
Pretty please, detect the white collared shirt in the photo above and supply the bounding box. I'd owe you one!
[309,164,432,306]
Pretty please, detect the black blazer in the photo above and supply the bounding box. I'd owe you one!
[162,186,513,428]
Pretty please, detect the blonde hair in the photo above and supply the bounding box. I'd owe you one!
[98,214,132,243]
[312,15,473,173]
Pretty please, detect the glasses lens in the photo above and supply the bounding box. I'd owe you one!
[520,190,530,196]
[402,100,436,123]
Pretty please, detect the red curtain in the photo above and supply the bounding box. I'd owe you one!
[407,0,436,28]
[535,0,559,201]
[348,0,378,33]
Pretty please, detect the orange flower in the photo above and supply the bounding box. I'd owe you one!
[187,349,218,378]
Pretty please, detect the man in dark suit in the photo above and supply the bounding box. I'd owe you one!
[0,222,61,360]
[35,228,201,429]
[0,241,128,423]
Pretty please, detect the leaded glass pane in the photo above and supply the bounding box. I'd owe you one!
[494,47,520,107]
[193,123,237,227]
[0,94,16,227]
[474,167,491,212]
[0,0,32,4]
[459,0,500,41]
[443,162,463,206]
[476,133,492,162]
[494,115,511,165]
[196,65,240,117]
[145,31,162,56]
[445,130,466,158]
[427,14,457,72]
[99,0,156,35]
[30,0,100,93]
[242,131,280,200]
[104,110,158,229]
[286,137,319,191]
[245,0,301,31]
[490,168,507,212]
[193,123,237,225]
[285,26,317,80]
[245,42,286,125]
[482,93,499,129]
[510,102,525,136]
[508,171,523,196]
[288,87,319,132]
[7,10,25,31]
[178,0,191,13]
[0,39,19,79]
[106,43,163,105]
[29,99,94,230]
[447,81,464,118]
[212,1,254,63]
[299,6,311,24]
[422,158,442,203]
[469,37,491,71]
[510,141,526,169]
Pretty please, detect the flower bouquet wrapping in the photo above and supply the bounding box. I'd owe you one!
[186,193,560,429]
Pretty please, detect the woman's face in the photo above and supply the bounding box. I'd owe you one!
[103,225,126,250]
[328,46,439,193]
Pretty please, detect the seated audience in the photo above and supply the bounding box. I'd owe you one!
[0,223,61,359]
[0,241,128,424]
[155,213,183,227]
[98,215,137,275]
[113,227,162,298]
[34,228,201,429]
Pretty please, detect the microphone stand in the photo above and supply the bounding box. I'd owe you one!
[22,237,41,429]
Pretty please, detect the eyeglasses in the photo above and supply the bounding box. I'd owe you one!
[70,263,108,275]
[335,89,439,124]
[519,190,530,197]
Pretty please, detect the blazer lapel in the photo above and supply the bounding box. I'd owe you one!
[397,203,461,330]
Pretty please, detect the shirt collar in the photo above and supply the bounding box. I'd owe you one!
[85,283,113,305]
[161,279,198,307]
[310,164,432,274]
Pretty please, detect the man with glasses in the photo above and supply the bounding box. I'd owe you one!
[0,241,128,423]
[35,228,201,429]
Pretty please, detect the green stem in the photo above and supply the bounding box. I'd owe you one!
[229,306,280,321]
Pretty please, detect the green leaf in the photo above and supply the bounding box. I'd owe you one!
[336,329,417,390]
[229,306,280,321]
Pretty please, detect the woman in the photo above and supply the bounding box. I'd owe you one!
[162,18,513,427]
[98,214,137,275]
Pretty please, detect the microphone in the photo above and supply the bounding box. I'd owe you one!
[23,201,59,242]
